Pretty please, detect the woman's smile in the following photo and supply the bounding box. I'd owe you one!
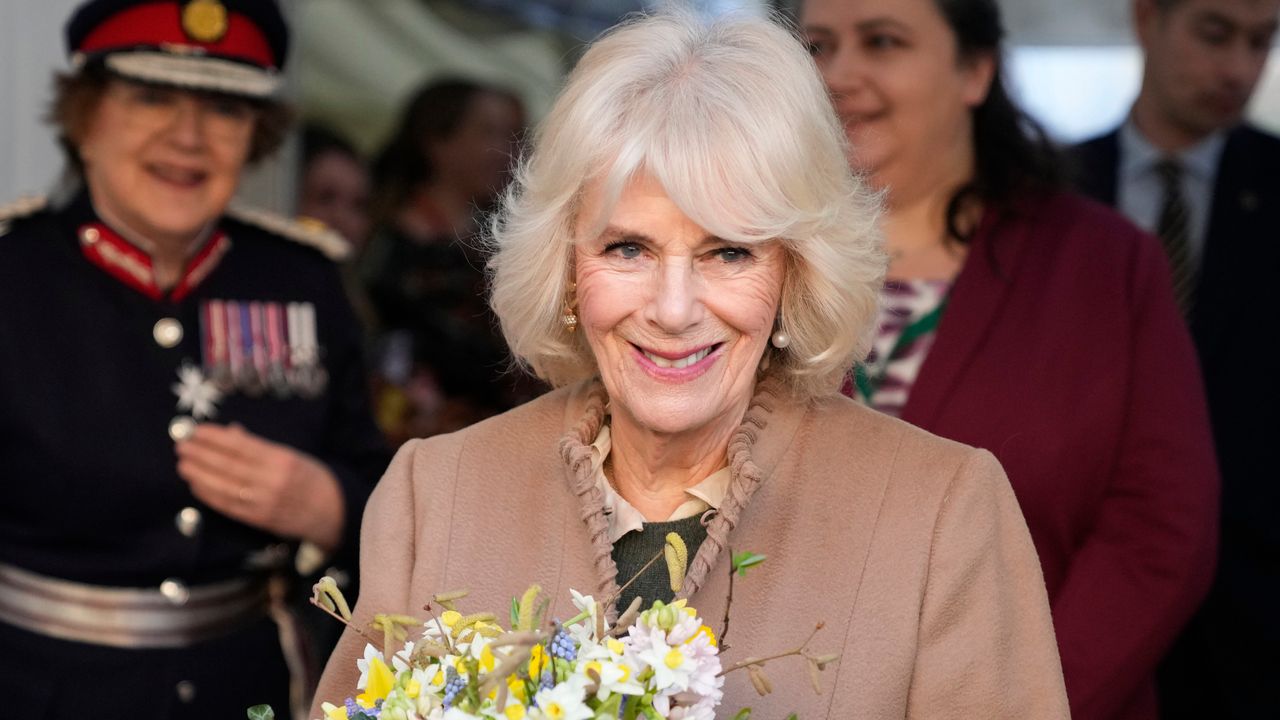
[631,341,724,378]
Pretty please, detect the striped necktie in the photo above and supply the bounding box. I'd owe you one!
[1153,157,1195,314]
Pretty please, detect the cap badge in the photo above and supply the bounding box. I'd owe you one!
[182,0,229,43]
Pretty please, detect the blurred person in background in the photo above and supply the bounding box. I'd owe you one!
[361,78,540,442]
[0,1,388,717]
[297,123,376,333]
[1071,1,1280,717]
[800,0,1219,718]
[298,124,372,254]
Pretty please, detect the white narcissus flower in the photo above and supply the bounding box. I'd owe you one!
[356,643,383,690]
[393,639,415,673]
[634,625,694,693]
[576,659,646,701]
[533,681,594,720]
[568,589,603,644]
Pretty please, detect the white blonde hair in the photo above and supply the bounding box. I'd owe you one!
[487,10,885,399]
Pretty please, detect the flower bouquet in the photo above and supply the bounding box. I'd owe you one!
[248,539,835,720]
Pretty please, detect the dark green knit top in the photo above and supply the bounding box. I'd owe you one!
[611,514,708,614]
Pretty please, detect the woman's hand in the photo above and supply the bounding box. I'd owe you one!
[175,423,345,551]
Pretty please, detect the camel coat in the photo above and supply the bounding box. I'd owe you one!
[312,379,1070,718]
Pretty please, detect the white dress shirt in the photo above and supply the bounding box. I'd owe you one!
[1117,119,1226,272]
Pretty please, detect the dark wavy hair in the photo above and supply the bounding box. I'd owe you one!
[369,78,521,225]
[935,0,1064,242]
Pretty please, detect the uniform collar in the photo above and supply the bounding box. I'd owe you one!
[69,190,231,302]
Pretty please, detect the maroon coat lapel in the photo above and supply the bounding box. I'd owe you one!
[900,205,1032,428]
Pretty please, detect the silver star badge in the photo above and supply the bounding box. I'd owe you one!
[173,363,223,420]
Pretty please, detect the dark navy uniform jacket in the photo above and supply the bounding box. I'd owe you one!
[0,190,390,719]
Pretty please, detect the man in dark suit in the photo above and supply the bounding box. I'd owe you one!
[1071,1,1280,717]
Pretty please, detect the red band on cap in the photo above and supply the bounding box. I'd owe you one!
[78,3,276,69]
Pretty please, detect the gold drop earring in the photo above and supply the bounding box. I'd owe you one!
[562,281,578,334]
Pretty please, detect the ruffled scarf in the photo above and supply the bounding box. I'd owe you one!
[556,376,783,620]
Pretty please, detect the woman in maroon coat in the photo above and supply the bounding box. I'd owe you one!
[801,0,1219,718]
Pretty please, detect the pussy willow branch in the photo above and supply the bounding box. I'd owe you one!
[716,621,825,678]
[309,597,382,649]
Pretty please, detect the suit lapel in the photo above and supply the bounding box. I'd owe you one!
[901,205,1031,428]
[1192,126,1257,357]
[1072,130,1120,205]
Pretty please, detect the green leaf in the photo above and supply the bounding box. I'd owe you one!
[594,695,623,719]
[732,551,767,576]
[246,706,275,720]
[786,715,799,720]
[511,596,520,628]
[732,710,753,720]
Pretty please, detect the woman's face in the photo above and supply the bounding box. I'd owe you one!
[802,0,992,197]
[429,91,523,204]
[77,79,254,247]
[299,150,372,250]
[574,174,785,439]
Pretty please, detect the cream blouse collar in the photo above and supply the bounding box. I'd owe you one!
[588,420,731,543]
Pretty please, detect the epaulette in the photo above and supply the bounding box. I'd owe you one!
[226,204,351,262]
[0,195,48,238]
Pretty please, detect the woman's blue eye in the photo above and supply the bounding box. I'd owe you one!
[605,242,643,259]
[716,247,753,263]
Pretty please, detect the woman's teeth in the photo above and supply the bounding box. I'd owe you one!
[642,346,713,369]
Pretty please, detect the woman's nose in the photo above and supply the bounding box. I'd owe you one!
[166,99,208,149]
[821,46,866,95]
[647,259,704,334]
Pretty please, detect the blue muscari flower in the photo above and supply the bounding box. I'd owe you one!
[549,625,577,662]
[540,666,555,691]
[442,670,468,709]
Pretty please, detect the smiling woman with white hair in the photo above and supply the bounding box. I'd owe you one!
[314,10,1070,717]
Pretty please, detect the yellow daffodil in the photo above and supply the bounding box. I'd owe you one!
[356,656,396,706]
[528,643,548,676]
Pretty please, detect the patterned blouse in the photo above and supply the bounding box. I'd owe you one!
[849,278,952,418]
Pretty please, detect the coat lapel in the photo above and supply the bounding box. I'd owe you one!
[901,205,1031,429]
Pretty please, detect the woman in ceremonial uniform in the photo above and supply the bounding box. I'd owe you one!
[0,1,389,718]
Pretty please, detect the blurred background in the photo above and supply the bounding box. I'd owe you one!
[2,0,1278,207]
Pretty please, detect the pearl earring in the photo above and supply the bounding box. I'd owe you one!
[770,329,790,349]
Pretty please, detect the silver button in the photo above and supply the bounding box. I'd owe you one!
[175,680,197,703]
[168,415,196,442]
[175,507,202,537]
[79,227,100,245]
[152,318,183,348]
[159,578,189,606]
